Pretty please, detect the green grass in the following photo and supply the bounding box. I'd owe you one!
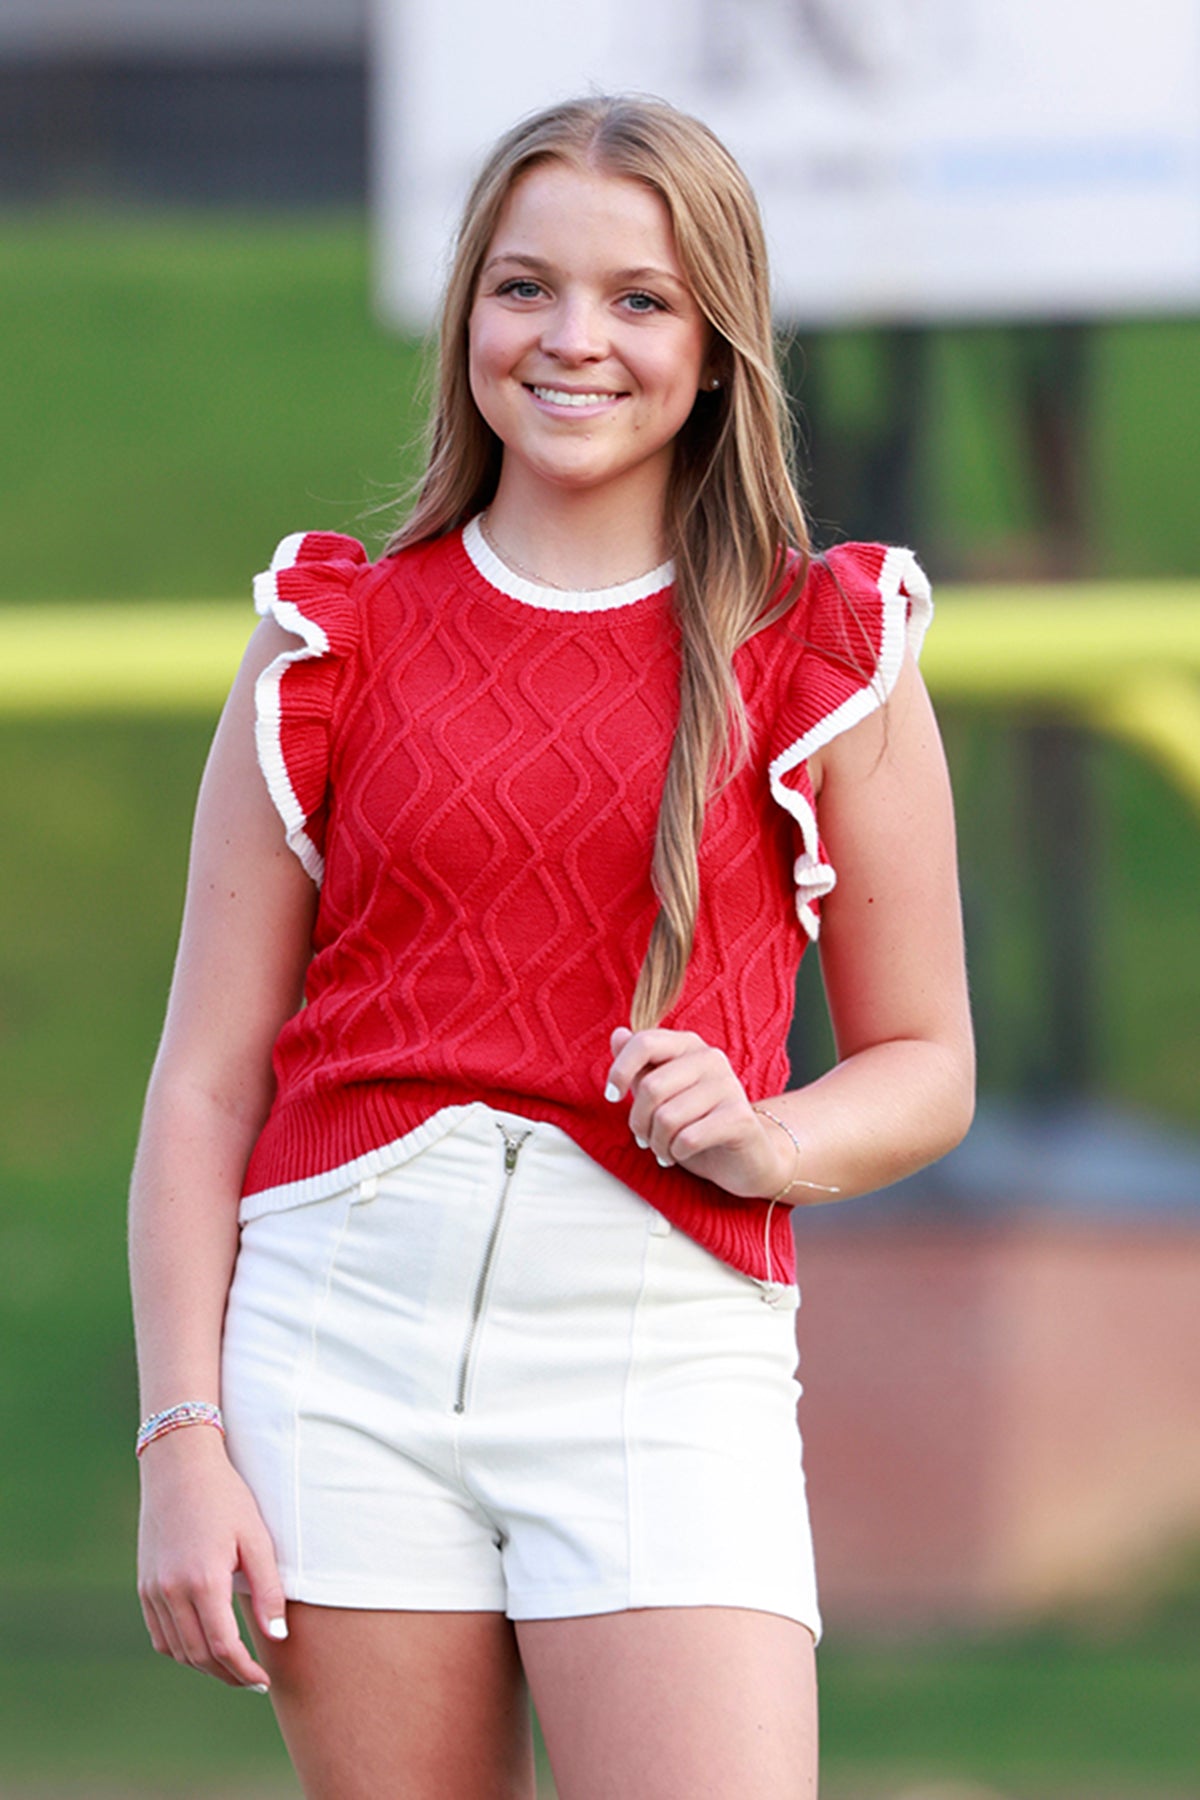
[825,1652,1198,1790]
[820,1632,1200,1792]
[2,213,1200,605]
[1,1595,1198,1795]
[0,1644,298,1793]
[0,717,209,1584]
[0,212,427,604]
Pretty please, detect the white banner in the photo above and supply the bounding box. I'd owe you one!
[371,0,1200,329]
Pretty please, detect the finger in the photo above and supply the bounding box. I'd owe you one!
[664,1098,758,1168]
[630,1050,736,1154]
[628,1057,706,1158]
[158,1574,267,1689]
[240,1520,289,1649]
[603,1025,643,1101]
[141,1590,180,1661]
[190,1582,272,1688]
[160,1585,233,1683]
[605,1028,698,1101]
[146,1584,197,1668]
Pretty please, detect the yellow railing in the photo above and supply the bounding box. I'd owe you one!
[3,582,1199,809]
[919,584,1200,812]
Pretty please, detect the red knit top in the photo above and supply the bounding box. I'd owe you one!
[242,520,931,1281]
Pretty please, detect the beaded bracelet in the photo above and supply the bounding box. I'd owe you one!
[135,1401,225,1459]
[753,1106,841,1202]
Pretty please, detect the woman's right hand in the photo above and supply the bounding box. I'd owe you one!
[137,1426,287,1690]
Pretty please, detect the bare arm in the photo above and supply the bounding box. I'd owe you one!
[129,617,317,1688]
[606,653,975,1200]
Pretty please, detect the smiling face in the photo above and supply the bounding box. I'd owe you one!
[468,160,712,517]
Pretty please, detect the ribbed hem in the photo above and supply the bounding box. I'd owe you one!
[242,1083,797,1285]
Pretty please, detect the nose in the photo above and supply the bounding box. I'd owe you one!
[539,291,606,363]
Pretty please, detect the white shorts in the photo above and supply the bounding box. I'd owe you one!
[221,1104,820,1636]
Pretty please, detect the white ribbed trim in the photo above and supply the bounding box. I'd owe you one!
[252,531,329,885]
[768,547,933,941]
[238,1105,476,1221]
[463,515,673,612]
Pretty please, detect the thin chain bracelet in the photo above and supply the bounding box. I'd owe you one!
[752,1106,841,1201]
[135,1401,225,1459]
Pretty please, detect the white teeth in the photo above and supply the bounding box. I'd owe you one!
[531,386,617,407]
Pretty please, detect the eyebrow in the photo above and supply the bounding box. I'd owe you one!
[481,252,687,290]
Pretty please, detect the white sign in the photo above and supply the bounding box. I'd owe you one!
[371,0,1200,328]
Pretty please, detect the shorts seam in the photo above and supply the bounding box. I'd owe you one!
[291,1189,359,1589]
[620,1211,659,1609]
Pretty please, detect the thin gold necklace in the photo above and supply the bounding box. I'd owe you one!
[478,510,664,591]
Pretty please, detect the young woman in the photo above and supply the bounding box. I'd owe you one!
[131,95,974,1799]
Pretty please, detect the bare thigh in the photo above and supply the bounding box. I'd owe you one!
[248,1604,536,1800]
[518,1607,817,1800]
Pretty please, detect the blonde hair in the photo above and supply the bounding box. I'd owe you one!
[387,95,811,1028]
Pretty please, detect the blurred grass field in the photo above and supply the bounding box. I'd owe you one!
[3,1586,1200,1795]
[3,210,1200,602]
[2,212,1199,1795]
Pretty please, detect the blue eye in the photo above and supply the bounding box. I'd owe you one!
[497,278,543,299]
[623,292,663,313]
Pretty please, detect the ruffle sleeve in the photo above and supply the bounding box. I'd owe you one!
[252,530,369,883]
[768,542,933,941]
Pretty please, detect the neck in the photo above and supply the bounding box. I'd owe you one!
[485,469,670,590]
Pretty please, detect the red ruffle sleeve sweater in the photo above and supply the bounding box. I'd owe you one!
[241,518,932,1282]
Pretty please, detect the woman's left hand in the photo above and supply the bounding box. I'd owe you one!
[604,1026,791,1199]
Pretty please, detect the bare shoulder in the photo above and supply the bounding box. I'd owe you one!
[154,620,318,1110]
[196,615,311,847]
[811,651,970,1066]
[807,651,941,800]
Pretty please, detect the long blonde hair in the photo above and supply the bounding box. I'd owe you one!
[387,95,811,1028]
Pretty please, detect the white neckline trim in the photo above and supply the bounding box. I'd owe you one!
[462,515,673,612]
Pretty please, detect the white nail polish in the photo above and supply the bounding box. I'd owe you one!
[266,1618,289,1641]
[635,1134,649,1149]
[603,1081,620,1103]
[247,1682,270,1694]
[656,1155,673,1168]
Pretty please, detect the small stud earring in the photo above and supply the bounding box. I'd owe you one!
[709,376,721,390]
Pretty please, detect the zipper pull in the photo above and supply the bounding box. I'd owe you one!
[496,1122,531,1174]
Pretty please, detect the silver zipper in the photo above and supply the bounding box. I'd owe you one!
[453,1122,531,1414]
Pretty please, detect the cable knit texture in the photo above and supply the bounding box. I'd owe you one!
[243,527,932,1281]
